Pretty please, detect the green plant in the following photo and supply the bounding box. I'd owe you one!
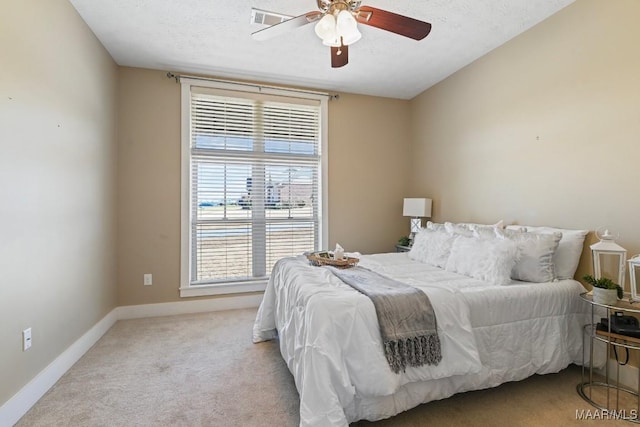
[583,274,623,299]
[398,236,411,246]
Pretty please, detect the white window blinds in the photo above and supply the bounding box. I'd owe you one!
[186,85,323,288]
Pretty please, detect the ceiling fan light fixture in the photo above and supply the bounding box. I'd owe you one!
[251,1,432,69]
[315,8,360,47]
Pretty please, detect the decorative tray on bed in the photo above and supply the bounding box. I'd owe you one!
[306,251,359,269]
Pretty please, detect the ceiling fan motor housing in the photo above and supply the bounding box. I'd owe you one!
[317,0,362,14]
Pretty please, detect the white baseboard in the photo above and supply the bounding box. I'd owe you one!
[0,293,263,427]
[115,293,264,319]
[0,309,119,427]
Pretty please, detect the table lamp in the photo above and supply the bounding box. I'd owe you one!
[403,198,432,242]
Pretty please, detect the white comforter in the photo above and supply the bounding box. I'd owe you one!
[253,253,590,427]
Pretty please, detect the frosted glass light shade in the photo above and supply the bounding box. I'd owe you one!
[314,14,336,41]
[336,10,361,45]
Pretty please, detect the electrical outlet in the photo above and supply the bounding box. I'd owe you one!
[23,328,32,351]
[144,273,153,286]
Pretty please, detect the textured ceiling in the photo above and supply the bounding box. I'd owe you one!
[69,0,575,100]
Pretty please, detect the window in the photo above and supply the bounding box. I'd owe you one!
[180,78,328,297]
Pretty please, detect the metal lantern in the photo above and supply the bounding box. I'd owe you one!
[590,229,627,293]
[628,256,640,302]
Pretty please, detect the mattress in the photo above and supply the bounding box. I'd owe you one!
[253,252,591,427]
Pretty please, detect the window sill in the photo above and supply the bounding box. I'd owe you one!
[180,280,267,298]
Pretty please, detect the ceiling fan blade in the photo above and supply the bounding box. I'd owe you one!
[331,45,348,68]
[356,6,431,40]
[252,11,322,41]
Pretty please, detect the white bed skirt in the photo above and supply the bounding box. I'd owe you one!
[344,312,587,423]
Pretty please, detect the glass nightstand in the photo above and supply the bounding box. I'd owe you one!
[578,292,640,423]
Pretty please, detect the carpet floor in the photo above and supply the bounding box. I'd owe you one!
[16,308,631,426]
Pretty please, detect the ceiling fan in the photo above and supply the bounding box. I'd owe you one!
[251,1,432,68]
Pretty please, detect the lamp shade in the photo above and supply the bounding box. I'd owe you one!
[314,14,337,42]
[335,10,361,45]
[403,198,432,218]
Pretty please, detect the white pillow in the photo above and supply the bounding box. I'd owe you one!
[409,228,457,268]
[461,219,505,230]
[445,221,505,238]
[444,222,474,237]
[506,225,588,280]
[425,221,445,231]
[445,236,519,285]
[497,229,562,283]
[472,226,500,240]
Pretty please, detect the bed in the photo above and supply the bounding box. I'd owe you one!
[253,223,594,427]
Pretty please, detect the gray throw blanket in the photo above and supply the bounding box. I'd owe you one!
[327,266,442,373]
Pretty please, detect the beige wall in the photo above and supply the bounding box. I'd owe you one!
[409,0,640,283]
[116,68,182,306]
[116,68,411,306]
[327,93,412,254]
[0,0,118,407]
